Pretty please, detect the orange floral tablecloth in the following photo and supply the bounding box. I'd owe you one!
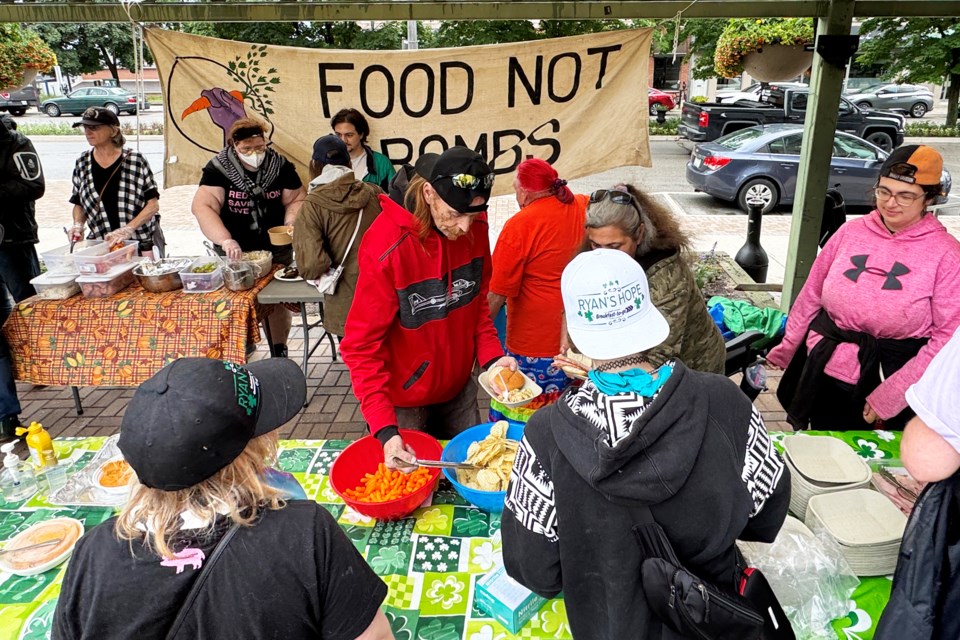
[2,274,276,387]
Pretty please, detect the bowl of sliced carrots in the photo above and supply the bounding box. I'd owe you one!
[329,430,442,520]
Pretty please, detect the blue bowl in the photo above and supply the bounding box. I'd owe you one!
[441,421,525,513]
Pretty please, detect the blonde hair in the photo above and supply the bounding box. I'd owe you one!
[405,175,434,240]
[109,126,125,148]
[115,433,285,559]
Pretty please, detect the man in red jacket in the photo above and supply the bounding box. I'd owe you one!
[341,147,517,469]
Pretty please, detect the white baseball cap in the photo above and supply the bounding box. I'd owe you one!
[561,249,670,361]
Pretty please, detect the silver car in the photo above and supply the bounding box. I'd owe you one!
[844,84,934,118]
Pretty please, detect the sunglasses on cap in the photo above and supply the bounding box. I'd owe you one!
[82,107,109,120]
[589,189,642,216]
[435,173,495,190]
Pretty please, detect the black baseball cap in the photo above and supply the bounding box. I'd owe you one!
[311,133,351,168]
[72,106,120,128]
[119,358,306,491]
[879,144,943,186]
[429,147,493,214]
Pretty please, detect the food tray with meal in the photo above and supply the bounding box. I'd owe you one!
[180,258,224,293]
[30,272,81,300]
[47,434,133,507]
[73,240,139,275]
[441,421,524,512]
[0,517,84,576]
[76,262,138,298]
[133,258,193,293]
[40,240,102,275]
[478,366,542,408]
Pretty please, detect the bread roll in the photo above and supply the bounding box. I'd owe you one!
[489,366,525,391]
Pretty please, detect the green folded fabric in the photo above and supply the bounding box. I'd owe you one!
[708,296,786,346]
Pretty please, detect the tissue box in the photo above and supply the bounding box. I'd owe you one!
[474,563,547,633]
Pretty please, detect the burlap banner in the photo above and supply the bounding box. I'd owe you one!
[146,27,652,194]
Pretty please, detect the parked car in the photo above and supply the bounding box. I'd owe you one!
[844,83,934,118]
[40,87,148,117]
[679,85,905,152]
[714,82,807,104]
[648,88,675,115]
[685,123,951,214]
[0,86,39,116]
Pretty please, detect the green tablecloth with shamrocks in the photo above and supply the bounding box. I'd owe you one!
[0,431,904,640]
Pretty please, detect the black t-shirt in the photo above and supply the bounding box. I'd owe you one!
[199,158,302,253]
[69,154,161,232]
[52,501,386,640]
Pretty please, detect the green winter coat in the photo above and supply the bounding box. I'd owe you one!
[640,249,726,374]
[293,169,383,337]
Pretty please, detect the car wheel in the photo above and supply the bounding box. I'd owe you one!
[649,103,659,116]
[737,178,778,214]
[44,104,61,117]
[910,102,928,118]
[10,108,25,117]
[104,103,120,115]
[857,101,872,109]
[865,131,894,152]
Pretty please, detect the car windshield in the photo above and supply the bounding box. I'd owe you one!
[715,127,767,150]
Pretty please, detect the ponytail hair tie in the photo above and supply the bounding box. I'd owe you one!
[551,178,568,192]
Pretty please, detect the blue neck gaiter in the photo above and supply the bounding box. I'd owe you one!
[588,365,672,397]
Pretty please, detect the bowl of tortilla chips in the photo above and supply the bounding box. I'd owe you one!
[441,420,524,512]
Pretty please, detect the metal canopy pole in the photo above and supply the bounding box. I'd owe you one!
[4,1,960,24]
[780,0,855,310]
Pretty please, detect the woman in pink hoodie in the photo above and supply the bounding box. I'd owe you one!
[768,145,960,430]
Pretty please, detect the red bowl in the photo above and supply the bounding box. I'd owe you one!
[329,429,442,520]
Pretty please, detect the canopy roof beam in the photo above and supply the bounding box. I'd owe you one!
[3,1,960,24]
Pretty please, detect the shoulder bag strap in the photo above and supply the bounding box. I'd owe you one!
[164,523,242,640]
[336,209,365,268]
[93,150,128,214]
[630,503,683,566]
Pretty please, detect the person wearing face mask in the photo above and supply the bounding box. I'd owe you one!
[191,118,306,358]
[486,158,588,423]
[341,147,517,471]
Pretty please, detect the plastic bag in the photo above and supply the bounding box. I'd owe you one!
[739,516,860,639]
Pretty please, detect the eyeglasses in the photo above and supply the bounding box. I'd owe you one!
[589,189,643,217]
[236,141,272,155]
[435,173,495,190]
[874,186,924,207]
[81,124,103,131]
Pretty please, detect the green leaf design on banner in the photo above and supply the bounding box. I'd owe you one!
[417,618,461,640]
[370,546,408,575]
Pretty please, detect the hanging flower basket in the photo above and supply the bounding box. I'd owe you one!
[0,25,57,92]
[742,45,814,82]
[714,18,815,80]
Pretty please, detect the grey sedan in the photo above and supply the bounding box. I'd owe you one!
[844,84,934,118]
[685,124,950,214]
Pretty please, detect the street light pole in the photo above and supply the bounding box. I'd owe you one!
[405,20,418,50]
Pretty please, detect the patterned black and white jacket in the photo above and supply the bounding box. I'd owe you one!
[70,149,158,243]
[501,359,791,640]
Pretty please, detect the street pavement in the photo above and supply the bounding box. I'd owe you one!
[14,134,960,440]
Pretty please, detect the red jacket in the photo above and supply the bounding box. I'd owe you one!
[341,195,503,434]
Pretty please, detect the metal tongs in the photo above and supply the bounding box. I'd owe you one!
[63,227,77,254]
[393,457,478,471]
[878,467,919,500]
[0,538,63,556]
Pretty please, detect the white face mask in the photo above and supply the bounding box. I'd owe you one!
[237,150,265,169]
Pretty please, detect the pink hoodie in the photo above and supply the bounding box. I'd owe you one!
[768,210,960,420]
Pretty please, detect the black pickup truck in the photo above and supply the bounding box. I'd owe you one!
[679,86,905,151]
[0,86,39,116]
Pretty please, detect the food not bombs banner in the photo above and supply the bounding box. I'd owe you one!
[146,27,652,193]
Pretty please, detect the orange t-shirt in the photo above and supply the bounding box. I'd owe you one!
[490,193,588,357]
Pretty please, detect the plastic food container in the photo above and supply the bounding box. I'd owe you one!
[241,251,273,279]
[76,263,137,298]
[180,258,223,293]
[133,258,192,293]
[39,240,100,275]
[73,240,139,275]
[30,272,81,300]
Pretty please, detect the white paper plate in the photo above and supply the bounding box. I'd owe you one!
[478,370,542,408]
[0,517,83,576]
[806,488,908,547]
[783,436,872,484]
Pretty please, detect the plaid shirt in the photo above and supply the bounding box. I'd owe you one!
[71,149,159,243]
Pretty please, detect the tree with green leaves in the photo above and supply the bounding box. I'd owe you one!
[679,19,727,79]
[181,21,404,50]
[856,18,960,126]
[31,24,142,83]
